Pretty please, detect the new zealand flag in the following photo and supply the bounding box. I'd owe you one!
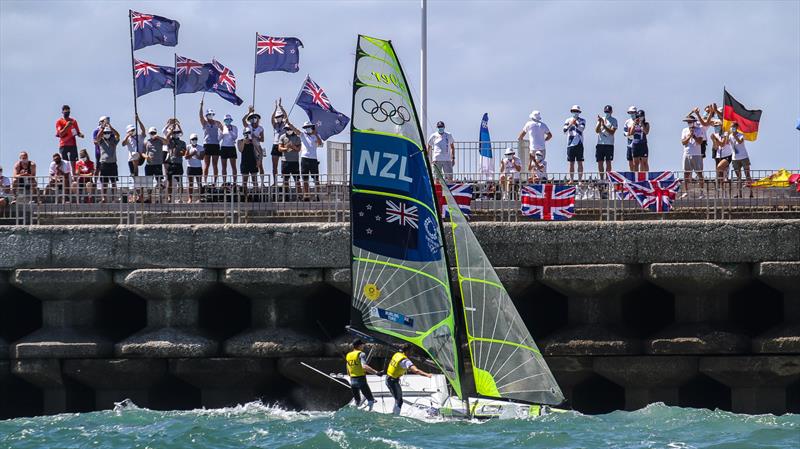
[134,59,174,97]
[295,76,349,140]
[255,34,303,73]
[175,55,215,95]
[351,192,441,262]
[131,10,179,51]
[209,60,244,106]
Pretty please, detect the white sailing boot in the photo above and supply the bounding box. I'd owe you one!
[367,400,375,411]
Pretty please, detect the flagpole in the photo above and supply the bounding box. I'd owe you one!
[287,75,307,118]
[252,32,258,109]
[420,0,428,137]
[128,10,139,134]
[173,53,177,124]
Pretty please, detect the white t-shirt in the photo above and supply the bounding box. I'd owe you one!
[500,156,522,180]
[624,118,635,147]
[250,125,265,149]
[186,144,204,168]
[531,159,548,179]
[49,160,71,176]
[682,127,701,156]
[299,132,322,160]
[427,132,454,162]
[221,124,238,147]
[125,134,144,162]
[713,132,733,158]
[730,131,749,160]
[0,175,11,188]
[562,116,586,147]
[522,120,550,151]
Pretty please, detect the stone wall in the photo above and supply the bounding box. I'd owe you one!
[1,221,798,417]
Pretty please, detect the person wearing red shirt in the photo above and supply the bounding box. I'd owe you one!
[55,104,84,172]
[73,148,95,203]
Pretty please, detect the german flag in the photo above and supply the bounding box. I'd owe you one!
[723,89,762,141]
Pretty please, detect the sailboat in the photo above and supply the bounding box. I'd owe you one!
[344,34,564,419]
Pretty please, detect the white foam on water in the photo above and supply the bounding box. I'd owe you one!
[325,428,350,448]
[369,436,423,449]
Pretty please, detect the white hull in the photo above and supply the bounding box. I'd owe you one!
[342,374,562,419]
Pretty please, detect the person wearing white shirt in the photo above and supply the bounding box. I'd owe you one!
[220,114,239,183]
[499,148,521,200]
[426,120,455,180]
[529,150,548,183]
[729,122,752,197]
[623,106,638,171]
[710,120,732,181]
[562,105,586,181]
[185,133,204,203]
[48,152,73,202]
[517,110,552,160]
[298,121,323,201]
[681,116,705,197]
[0,166,11,211]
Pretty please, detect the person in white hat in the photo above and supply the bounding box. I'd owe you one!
[293,120,323,201]
[185,132,204,202]
[242,105,266,183]
[92,115,111,172]
[623,106,638,171]
[499,147,522,200]
[270,99,289,182]
[518,110,552,161]
[562,105,586,181]
[680,115,704,197]
[122,114,146,176]
[529,150,547,183]
[143,126,169,202]
[220,113,239,183]
[199,99,223,184]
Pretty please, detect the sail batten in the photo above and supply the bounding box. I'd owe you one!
[349,35,463,398]
[437,171,564,406]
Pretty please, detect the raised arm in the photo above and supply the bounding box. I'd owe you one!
[199,101,207,126]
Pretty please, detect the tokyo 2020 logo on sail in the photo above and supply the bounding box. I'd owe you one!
[361,98,411,125]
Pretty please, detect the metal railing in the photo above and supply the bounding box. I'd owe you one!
[0,169,796,225]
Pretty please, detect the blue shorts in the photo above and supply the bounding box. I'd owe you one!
[567,143,584,162]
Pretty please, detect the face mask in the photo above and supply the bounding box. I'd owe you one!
[304,128,314,134]
[81,155,88,161]
[190,139,198,144]
[572,112,580,118]
[604,113,611,119]
[244,134,251,140]
[714,126,721,133]
[628,113,636,118]
[286,130,293,135]
[63,111,70,119]
[437,127,445,133]
[206,115,214,120]
[103,133,112,138]
[224,120,233,125]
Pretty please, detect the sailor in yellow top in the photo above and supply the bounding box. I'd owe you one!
[385,344,433,415]
[346,339,379,410]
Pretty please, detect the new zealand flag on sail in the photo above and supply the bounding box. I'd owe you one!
[131,11,179,51]
[255,34,303,73]
[351,192,441,262]
[134,59,174,97]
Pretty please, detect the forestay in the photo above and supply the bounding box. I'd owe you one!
[437,170,564,405]
[349,35,462,398]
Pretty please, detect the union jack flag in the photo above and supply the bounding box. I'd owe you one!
[521,184,576,221]
[435,183,473,218]
[385,200,419,229]
[302,78,331,111]
[626,179,681,213]
[176,55,203,76]
[130,11,153,30]
[608,171,675,199]
[257,35,287,55]
[134,59,160,78]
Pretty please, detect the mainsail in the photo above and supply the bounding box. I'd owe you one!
[438,171,564,405]
[349,35,463,398]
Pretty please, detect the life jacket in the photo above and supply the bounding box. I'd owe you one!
[345,350,366,377]
[386,351,409,379]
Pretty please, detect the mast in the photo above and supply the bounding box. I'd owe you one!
[420,0,428,137]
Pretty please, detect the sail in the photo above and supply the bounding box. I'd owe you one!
[437,171,564,405]
[349,35,462,398]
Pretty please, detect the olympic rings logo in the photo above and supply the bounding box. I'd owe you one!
[361,98,411,125]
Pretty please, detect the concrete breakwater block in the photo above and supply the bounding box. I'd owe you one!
[169,358,278,408]
[700,356,800,414]
[63,358,168,410]
[594,356,699,410]
[224,327,323,357]
[11,269,114,358]
[114,269,218,357]
[753,262,800,353]
[0,272,8,359]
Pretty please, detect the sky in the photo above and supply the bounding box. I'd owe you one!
[1,0,799,176]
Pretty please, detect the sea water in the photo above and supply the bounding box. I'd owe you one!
[1,401,798,449]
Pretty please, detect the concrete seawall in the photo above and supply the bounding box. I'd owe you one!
[1,221,799,417]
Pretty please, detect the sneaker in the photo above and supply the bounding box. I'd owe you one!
[679,193,688,199]
[697,193,705,199]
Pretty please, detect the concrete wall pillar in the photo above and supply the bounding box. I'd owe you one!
[10,269,113,358]
[594,356,698,410]
[645,263,750,354]
[0,272,9,358]
[700,356,800,414]
[169,358,277,408]
[547,356,594,406]
[222,269,324,357]
[115,269,218,357]
[63,359,168,410]
[539,264,642,355]
[11,359,92,414]
[754,262,800,353]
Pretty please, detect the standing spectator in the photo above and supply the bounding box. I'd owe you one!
[623,106,637,171]
[518,110,552,160]
[199,100,222,185]
[594,105,617,178]
[122,115,146,176]
[94,124,120,202]
[298,121,322,201]
[237,128,259,194]
[48,152,72,203]
[499,148,521,200]
[426,121,455,181]
[242,107,265,185]
[270,100,288,183]
[628,110,650,172]
[680,116,704,197]
[691,105,715,160]
[0,167,11,212]
[166,125,186,202]
[730,122,752,197]
[73,149,96,203]
[529,150,548,183]
[143,127,168,202]
[563,105,586,181]
[55,105,84,172]
[710,120,732,181]
[220,114,238,184]
[278,123,302,200]
[185,133,204,203]
[92,116,110,169]
[12,151,37,196]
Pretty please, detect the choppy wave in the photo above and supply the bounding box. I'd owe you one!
[1,401,798,449]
